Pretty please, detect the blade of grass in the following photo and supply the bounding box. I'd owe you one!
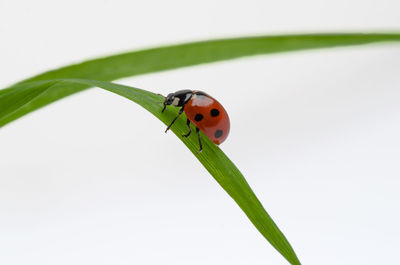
[0,78,302,264]
[1,33,400,127]
[1,32,400,263]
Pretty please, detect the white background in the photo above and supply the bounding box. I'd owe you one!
[1,1,400,264]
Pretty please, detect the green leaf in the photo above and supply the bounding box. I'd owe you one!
[2,33,400,264]
[2,33,400,127]
[0,78,302,265]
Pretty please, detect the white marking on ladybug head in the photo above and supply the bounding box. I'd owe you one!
[172,97,180,106]
[184,93,192,102]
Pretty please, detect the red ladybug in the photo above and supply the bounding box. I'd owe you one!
[162,90,230,152]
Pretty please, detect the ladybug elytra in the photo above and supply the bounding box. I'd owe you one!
[162,90,230,152]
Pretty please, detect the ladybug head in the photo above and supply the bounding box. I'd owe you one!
[162,90,193,112]
[162,93,175,112]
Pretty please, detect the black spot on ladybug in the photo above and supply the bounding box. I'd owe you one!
[210,108,220,117]
[194,113,204,122]
[214,130,223,138]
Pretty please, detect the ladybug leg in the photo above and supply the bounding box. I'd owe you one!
[182,118,192,137]
[196,127,203,153]
[165,107,184,133]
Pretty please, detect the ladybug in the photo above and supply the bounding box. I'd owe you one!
[162,90,230,152]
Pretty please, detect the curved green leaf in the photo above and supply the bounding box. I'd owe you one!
[1,78,301,264]
[1,33,400,127]
[2,33,400,264]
